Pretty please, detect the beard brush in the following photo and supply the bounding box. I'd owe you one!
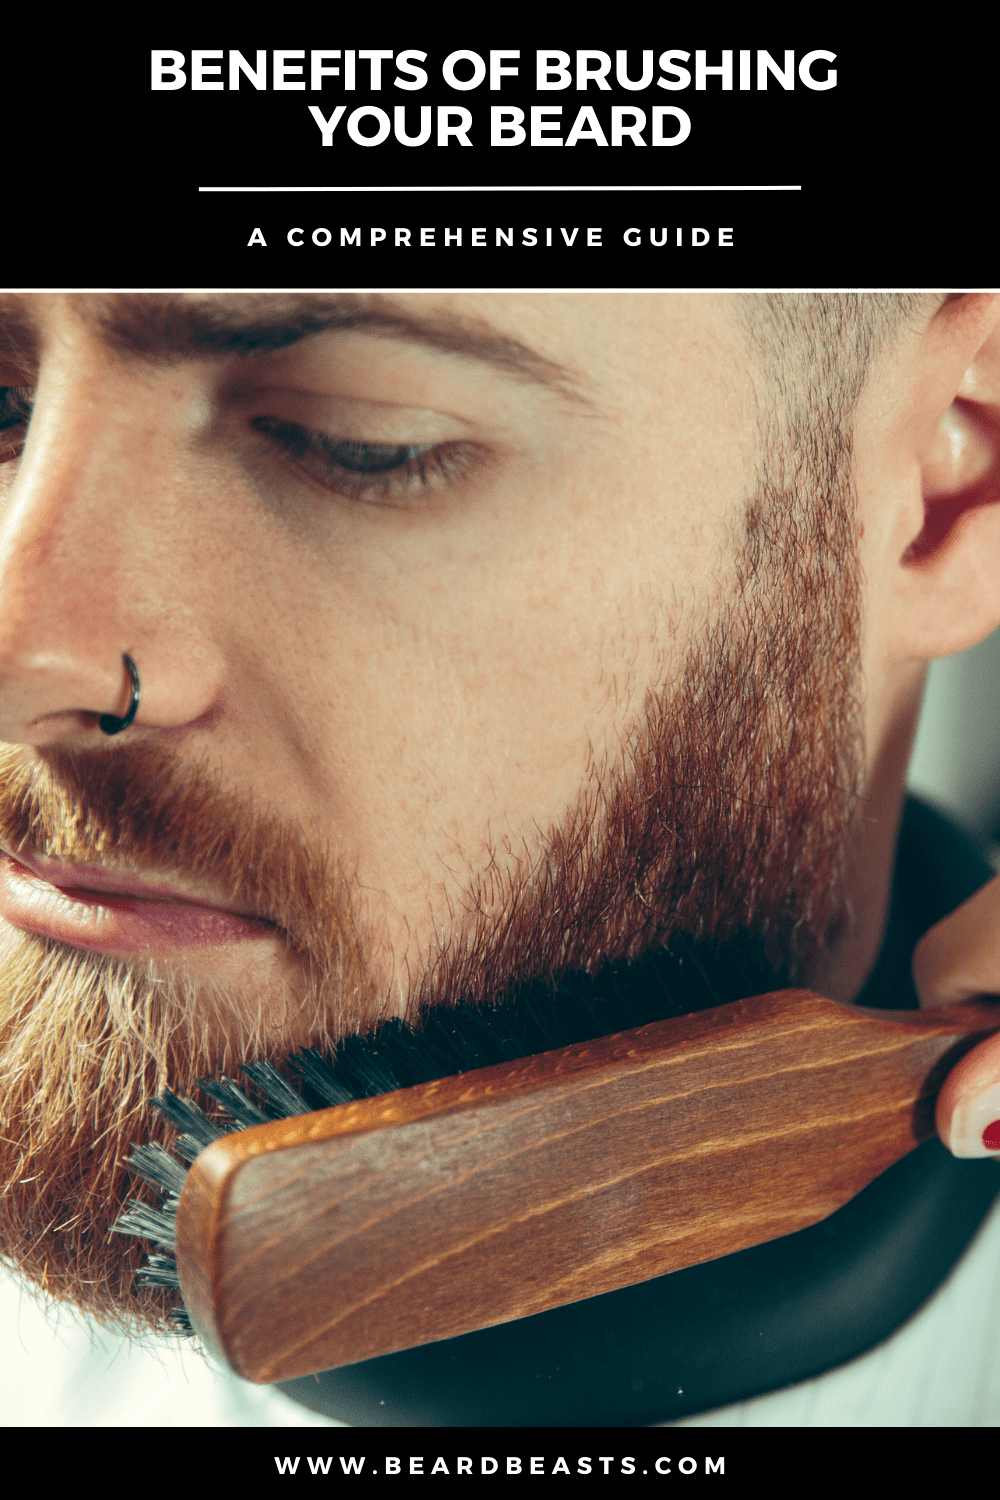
[111,945,1000,1387]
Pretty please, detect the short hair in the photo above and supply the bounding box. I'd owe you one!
[741,292,945,431]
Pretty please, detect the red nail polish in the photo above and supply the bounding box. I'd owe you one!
[983,1120,1000,1150]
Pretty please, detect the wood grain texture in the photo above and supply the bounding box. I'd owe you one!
[173,989,1000,1384]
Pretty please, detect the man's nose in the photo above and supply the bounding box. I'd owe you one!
[0,354,226,746]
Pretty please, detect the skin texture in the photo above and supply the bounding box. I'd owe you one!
[0,291,999,1325]
[0,295,764,1020]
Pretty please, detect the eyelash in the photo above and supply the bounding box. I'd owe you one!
[0,392,477,505]
[0,387,33,460]
[253,416,475,505]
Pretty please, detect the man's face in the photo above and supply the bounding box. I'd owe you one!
[0,293,863,1323]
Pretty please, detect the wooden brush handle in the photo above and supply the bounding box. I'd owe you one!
[174,989,1000,1384]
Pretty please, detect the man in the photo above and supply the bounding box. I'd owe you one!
[1,292,999,1425]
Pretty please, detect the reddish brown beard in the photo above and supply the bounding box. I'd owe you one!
[0,442,865,1331]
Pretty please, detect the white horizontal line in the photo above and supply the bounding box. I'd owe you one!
[198,184,801,194]
[8,287,967,295]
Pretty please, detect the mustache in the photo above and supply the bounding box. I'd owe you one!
[0,742,391,1334]
[0,742,358,961]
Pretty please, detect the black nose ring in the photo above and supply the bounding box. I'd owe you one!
[99,655,141,736]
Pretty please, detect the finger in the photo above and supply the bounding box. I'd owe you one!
[912,873,1000,1007]
[933,1030,1000,1159]
[912,877,1000,1157]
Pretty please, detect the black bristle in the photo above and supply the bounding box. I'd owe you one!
[419,1005,506,1075]
[197,1075,274,1128]
[238,1059,311,1118]
[374,1019,461,1089]
[151,1090,227,1164]
[331,1034,404,1098]
[119,933,787,1335]
[135,1253,182,1290]
[284,1048,356,1108]
[122,1141,188,1199]
[110,1200,177,1251]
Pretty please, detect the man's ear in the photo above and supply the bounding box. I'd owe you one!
[882,292,1000,661]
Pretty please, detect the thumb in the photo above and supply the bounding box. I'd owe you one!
[912,875,1000,1158]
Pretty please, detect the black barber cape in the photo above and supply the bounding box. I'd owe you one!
[279,798,1000,1426]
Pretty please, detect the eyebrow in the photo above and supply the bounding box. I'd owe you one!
[63,292,590,404]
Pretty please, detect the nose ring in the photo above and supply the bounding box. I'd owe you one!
[99,655,141,736]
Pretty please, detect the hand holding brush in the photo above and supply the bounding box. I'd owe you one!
[115,940,1000,1386]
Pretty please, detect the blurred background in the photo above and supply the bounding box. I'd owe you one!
[908,625,1000,864]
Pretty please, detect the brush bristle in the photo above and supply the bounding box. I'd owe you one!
[113,934,777,1332]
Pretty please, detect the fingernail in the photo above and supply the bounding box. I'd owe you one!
[946,1083,1000,1159]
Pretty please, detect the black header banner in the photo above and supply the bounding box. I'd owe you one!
[7,27,992,288]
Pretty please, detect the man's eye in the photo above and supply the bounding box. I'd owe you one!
[318,439,432,475]
[252,416,474,503]
[0,387,33,460]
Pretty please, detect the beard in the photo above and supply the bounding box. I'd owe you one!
[0,419,865,1331]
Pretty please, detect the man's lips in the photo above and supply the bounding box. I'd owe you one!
[0,848,275,956]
